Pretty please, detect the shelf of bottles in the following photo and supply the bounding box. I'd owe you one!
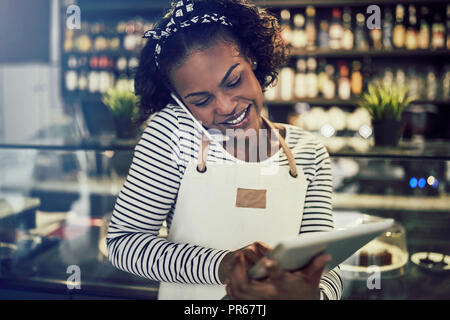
[264,3,450,107]
[60,1,450,135]
[62,18,154,103]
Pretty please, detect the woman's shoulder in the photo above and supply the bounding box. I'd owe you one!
[146,103,197,130]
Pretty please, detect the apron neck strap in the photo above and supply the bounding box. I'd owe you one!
[261,116,298,178]
[197,117,298,178]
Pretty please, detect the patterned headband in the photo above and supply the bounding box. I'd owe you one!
[143,0,233,69]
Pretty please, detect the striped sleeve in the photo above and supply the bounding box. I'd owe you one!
[300,140,344,300]
[106,107,229,285]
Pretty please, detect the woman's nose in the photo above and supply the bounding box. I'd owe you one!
[214,92,237,116]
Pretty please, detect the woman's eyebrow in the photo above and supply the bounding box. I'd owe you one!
[184,63,240,99]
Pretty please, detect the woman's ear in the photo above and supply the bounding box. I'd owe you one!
[251,60,258,71]
[245,48,258,70]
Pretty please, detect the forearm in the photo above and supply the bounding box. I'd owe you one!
[107,224,229,285]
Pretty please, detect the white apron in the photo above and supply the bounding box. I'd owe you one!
[158,117,307,300]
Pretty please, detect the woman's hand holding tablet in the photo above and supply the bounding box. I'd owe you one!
[248,219,394,280]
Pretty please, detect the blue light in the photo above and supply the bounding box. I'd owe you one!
[418,178,426,189]
[432,179,439,189]
[409,177,418,188]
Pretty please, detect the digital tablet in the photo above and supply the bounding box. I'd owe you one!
[248,219,394,280]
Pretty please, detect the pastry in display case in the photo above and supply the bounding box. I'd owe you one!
[336,212,409,279]
[410,252,450,273]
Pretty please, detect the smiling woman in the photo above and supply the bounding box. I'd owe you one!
[134,0,287,125]
[107,0,343,301]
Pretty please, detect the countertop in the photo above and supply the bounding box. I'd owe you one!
[0,224,449,300]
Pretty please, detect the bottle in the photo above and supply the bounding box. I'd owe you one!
[99,71,114,93]
[116,56,128,74]
[338,62,351,100]
[88,71,100,93]
[341,7,354,50]
[355,13,369,51]
[383,7,394,50]
[351,61,363,96]
[280,10,293,46]
[123,20,137,51]
[306,58,318,98]
[426,67,438,100]
[317,59,327,96]
[67,55,78,69]
[431,13,445,49]
[295,59,307,99]
[128,57,140,72]
[447,5,450,49]
[75,23,93,52]
[393,4,406,49]
[406,67,420,98]
[305,6,317,50]
[107,22,121,51]
[93,23,108,51]
[64,29,74,52]
[65,70,78,92]
[442,65,450,100]
[318,20,330,49]
[329,8,344,50]
[383,68,395,88]
[396,68,407,89]
[292,13,307,49]
[370,25,383,50]
[279,66,295,101]
[418,6,431,49]
[323,64,336,99]
[405,5,418,50]
[78,71,88,92]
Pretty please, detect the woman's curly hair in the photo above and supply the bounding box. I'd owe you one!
[134,0,288,125]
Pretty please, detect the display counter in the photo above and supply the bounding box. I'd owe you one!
[0,137,449,300]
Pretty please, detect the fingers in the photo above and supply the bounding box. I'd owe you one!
[226,252,276,300]
[261,258,285,282]
[253,241,271,255]
[226,253,254,299]
[303,253,332,280]
[240,241,271,265]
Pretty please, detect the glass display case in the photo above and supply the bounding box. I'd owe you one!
[0,137,449,300]
[0,138,159,299]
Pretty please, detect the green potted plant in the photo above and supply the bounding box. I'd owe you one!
[102,85,140,139]
[358,82,416,146]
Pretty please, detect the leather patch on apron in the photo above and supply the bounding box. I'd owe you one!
[235,188,267,209]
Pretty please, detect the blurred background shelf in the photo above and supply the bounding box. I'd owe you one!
[0,138,448,159]
[266,98,450,107]
[290,48,450,57]
[333,193,450,212]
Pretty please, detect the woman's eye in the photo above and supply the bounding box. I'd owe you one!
[193,98,210,107]
[227,76,241,88]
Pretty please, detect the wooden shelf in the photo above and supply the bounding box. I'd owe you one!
[255,0,448,8]
[265,99,450,107]
[290,48,450,58]
[73,0,449,12]
[333,193,450,212]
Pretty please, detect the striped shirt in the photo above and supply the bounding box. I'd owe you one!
[106,104,343,300]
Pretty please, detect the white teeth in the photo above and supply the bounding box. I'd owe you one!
[225,107,247,125]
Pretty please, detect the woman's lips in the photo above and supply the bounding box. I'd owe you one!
[220,105,251,129]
